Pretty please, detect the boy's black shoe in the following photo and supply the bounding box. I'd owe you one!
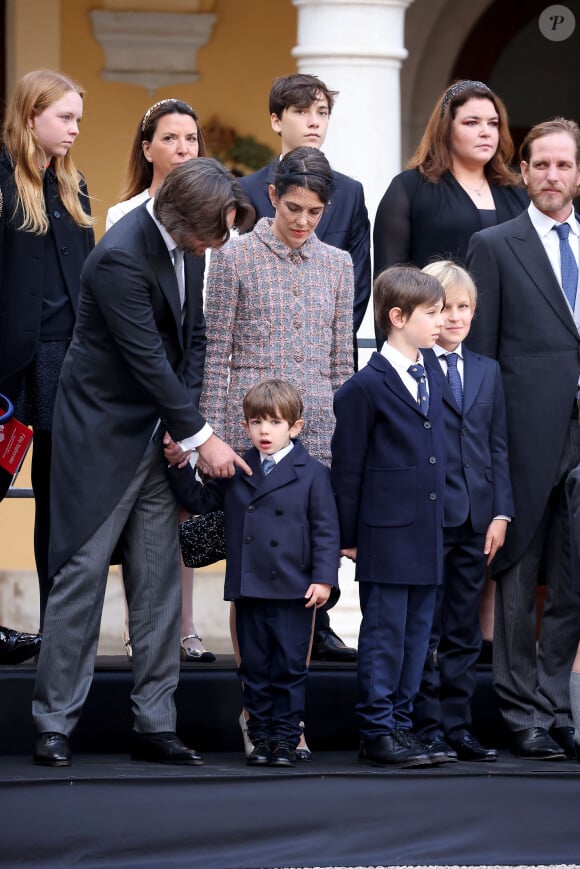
[395,728,450,765]
[421,737,458,762]
[247,739,271,766]
[269,739,296,767]
[358,731,432,768]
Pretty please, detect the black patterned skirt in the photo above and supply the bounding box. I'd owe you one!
[12,340,69,431]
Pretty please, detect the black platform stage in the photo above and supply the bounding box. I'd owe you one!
[1,657,579,869]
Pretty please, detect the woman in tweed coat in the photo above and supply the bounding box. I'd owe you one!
[200,146,354,467]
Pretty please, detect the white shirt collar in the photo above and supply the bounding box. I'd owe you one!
[146,197,178,254]
[528,200,579,240]
[260,441,294,465]
[434,343,463,360]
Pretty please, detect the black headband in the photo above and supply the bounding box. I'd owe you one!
[440,80,491,117]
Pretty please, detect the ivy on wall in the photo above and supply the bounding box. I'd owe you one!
[204,115,275,176]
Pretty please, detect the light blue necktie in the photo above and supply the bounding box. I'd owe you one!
[445,352,463,410]
[408,363,429,415]
[553,223,578,311]
[262,457,276,476]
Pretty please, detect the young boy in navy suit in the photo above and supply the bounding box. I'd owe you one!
[164,379,340,768]
[331,265,448,768]
[413,261,514,762]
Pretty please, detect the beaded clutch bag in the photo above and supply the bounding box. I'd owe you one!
[179,510,226,568]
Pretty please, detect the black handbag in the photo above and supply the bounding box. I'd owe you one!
[179,510,226,568]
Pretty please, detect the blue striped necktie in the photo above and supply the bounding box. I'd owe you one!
[262,457,276,475]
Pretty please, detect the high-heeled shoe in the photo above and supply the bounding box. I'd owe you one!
[296,720,312,761]
[180,634,216,662]
[239,710,254,757]
[122,630,132,662]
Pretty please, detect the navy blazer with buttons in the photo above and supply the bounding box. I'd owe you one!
[423,346,514,532]
[239,161,371,332]
[331,351,446,586]
[167,438,340,601]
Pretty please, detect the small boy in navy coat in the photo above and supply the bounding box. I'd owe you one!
[331,266,448,768]
[413,261,514,762]
[165,379,340,767]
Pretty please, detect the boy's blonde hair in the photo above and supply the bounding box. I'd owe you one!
[243,379,304,426]
[422,260,477,307]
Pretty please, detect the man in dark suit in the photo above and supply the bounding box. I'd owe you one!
[32,159,255,767]
[240,72,370,663]
[466,118,580,759]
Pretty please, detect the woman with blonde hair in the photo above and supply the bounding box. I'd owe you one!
[0,69,94,626]
[107,98,215,663]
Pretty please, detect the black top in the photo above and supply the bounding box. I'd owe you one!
[372,168,529,345]
[373,168,528,274]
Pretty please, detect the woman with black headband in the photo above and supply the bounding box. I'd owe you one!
[200,146,354,761]
[373,80,528,349]
[107,98,216,664]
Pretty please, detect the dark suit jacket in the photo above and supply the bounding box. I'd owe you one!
[240,161,371,332]
[423,347,514,532]
[331,352,445,586]
[48,203,207,575]
[167,439,340,600]
[0,150,95,394]
[466,209,580,573]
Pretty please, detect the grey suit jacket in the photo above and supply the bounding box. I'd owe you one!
[48,204,207,575]
[466,209,580,573]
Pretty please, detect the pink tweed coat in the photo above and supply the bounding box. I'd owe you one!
[200,218,354,465]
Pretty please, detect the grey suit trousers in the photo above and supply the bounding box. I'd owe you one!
[33,431,182,736]
[493,419,580,733]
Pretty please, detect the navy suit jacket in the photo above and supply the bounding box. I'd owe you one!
[239,161,371,332]
[167,439,340,601]
[423,347,514,532]
[331,352,445,586]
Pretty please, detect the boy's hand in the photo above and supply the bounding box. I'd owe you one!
[305,583,332,609]
[340,548,357,562]
[163,433,192,469]
[484,518,508,565]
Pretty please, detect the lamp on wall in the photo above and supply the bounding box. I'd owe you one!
[90,9,216,93]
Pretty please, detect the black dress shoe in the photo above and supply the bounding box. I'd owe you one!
[359,731,432,768]
[0,626,41,665]
[131,732,204,765]
[395,729,450,765]
[422,737,458,762]
[33,732,71,767]
[550,726,577,758]
[310,627,357,662]
[511,726,565,760]
[247,739,271,766]
[269,739,296,767]
[449,732,497,761]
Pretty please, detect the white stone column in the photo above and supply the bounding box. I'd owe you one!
[292,0,414,342]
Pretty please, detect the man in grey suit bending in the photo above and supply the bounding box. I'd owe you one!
[466,118,580,760]
[32,159,255,767]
